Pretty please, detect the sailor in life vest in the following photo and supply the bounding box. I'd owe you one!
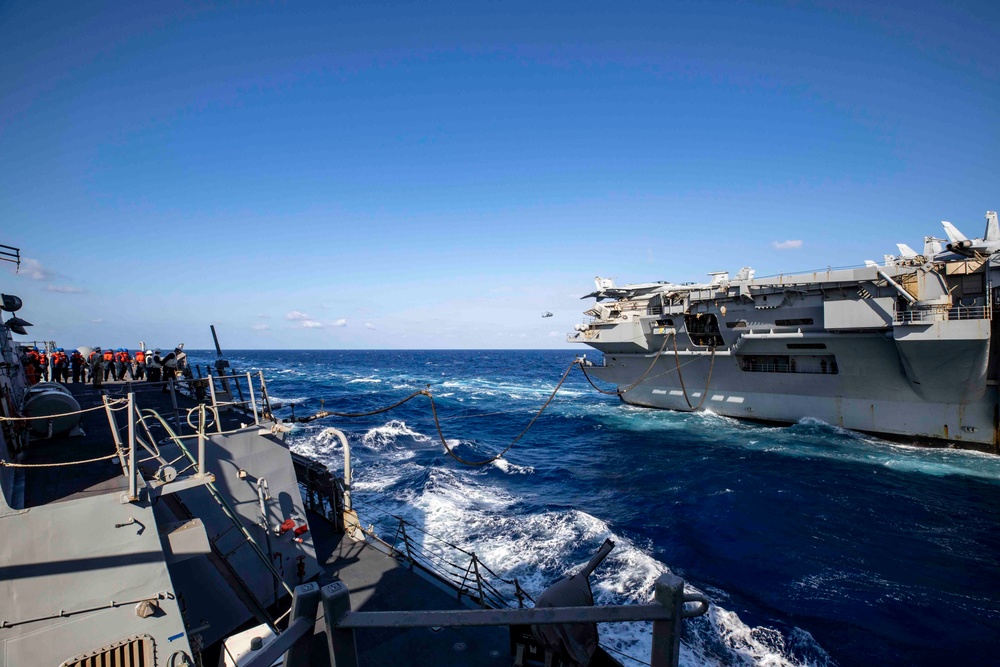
[102,347,115,381]
[38,348,49,382]
[113,348,124,380]
[51,348,68,383]
[133,349,146,380]
[70,349,85,383]
[23,347,41,385]
[118,349,133,381]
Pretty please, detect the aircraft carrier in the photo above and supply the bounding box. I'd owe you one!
[0,242,707,666]
[570,211,1000,451]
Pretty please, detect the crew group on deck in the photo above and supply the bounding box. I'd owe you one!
[22,345,189,386]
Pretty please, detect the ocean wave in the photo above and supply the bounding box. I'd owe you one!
[366,471,828,667]
[360,419,431,449]
[266,394,311,405]
[194,350,999,666]
[491,457,534,475]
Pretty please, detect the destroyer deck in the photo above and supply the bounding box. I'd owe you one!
[308,516,509,666]
[27,378,509,666]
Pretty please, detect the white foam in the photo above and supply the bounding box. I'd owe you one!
[360,419,430,449]
[285,390,834,666]
[491,457,534,475]
[266,394,311,405]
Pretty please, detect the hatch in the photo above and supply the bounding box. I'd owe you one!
[684,313,724,347]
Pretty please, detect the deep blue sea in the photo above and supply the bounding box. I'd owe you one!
[187,349,1000,666]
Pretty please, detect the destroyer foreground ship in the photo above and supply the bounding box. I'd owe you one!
[571,211,1000,451]
[0,243,706,666]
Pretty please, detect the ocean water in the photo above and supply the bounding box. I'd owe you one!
[187,349,1000,666]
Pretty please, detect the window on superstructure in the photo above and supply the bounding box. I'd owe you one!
[737,354,839,374]
[725,320,747,329]
[774,318,814,326]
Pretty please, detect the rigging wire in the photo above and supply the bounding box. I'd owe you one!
[577,330,673,396]
[295,360,577,467]
[425,357,576,466]
[672,335,717,411]
[290,331,715,465]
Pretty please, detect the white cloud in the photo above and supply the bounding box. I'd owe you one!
[773,239,803,250]
[252,323,270,331]
[45,284,86,294]
[90,318,104,324]
[284,316,347,330]
[13,258,55,281]
[365,322,376,330]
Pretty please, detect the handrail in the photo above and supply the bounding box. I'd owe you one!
[260,575,709,667]
[203,371,266,426]
[348,495,531,608]
[294,475,532,610]
[895,304,991,323]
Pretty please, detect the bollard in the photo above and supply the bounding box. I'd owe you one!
[650,573,684,667]
[283,582,321,667]
[322,580,358,667]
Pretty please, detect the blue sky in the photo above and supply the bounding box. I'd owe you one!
[2,1,998,349]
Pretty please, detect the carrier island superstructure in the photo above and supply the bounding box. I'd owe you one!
[570,211,1000,450]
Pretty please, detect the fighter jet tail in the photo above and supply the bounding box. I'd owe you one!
[941,221,968,243]
[985,211,999,241]
[923,236,944,256]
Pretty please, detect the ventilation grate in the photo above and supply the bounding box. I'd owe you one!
[61,634,155,667]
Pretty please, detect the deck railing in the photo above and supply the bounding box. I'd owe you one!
[246,576,709,667]
[349,495,533,609]
[894,304,991,324]
[293,466,533,611]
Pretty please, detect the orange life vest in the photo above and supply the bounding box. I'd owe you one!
[135,351,145,363]
[38,353,47,365]
[103,350,114,362]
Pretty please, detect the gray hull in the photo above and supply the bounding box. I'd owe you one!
[587,350,997,446]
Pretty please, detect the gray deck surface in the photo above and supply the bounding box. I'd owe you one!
[305,507,510,666]
[22,379,175,507]
[29,377,513,665]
